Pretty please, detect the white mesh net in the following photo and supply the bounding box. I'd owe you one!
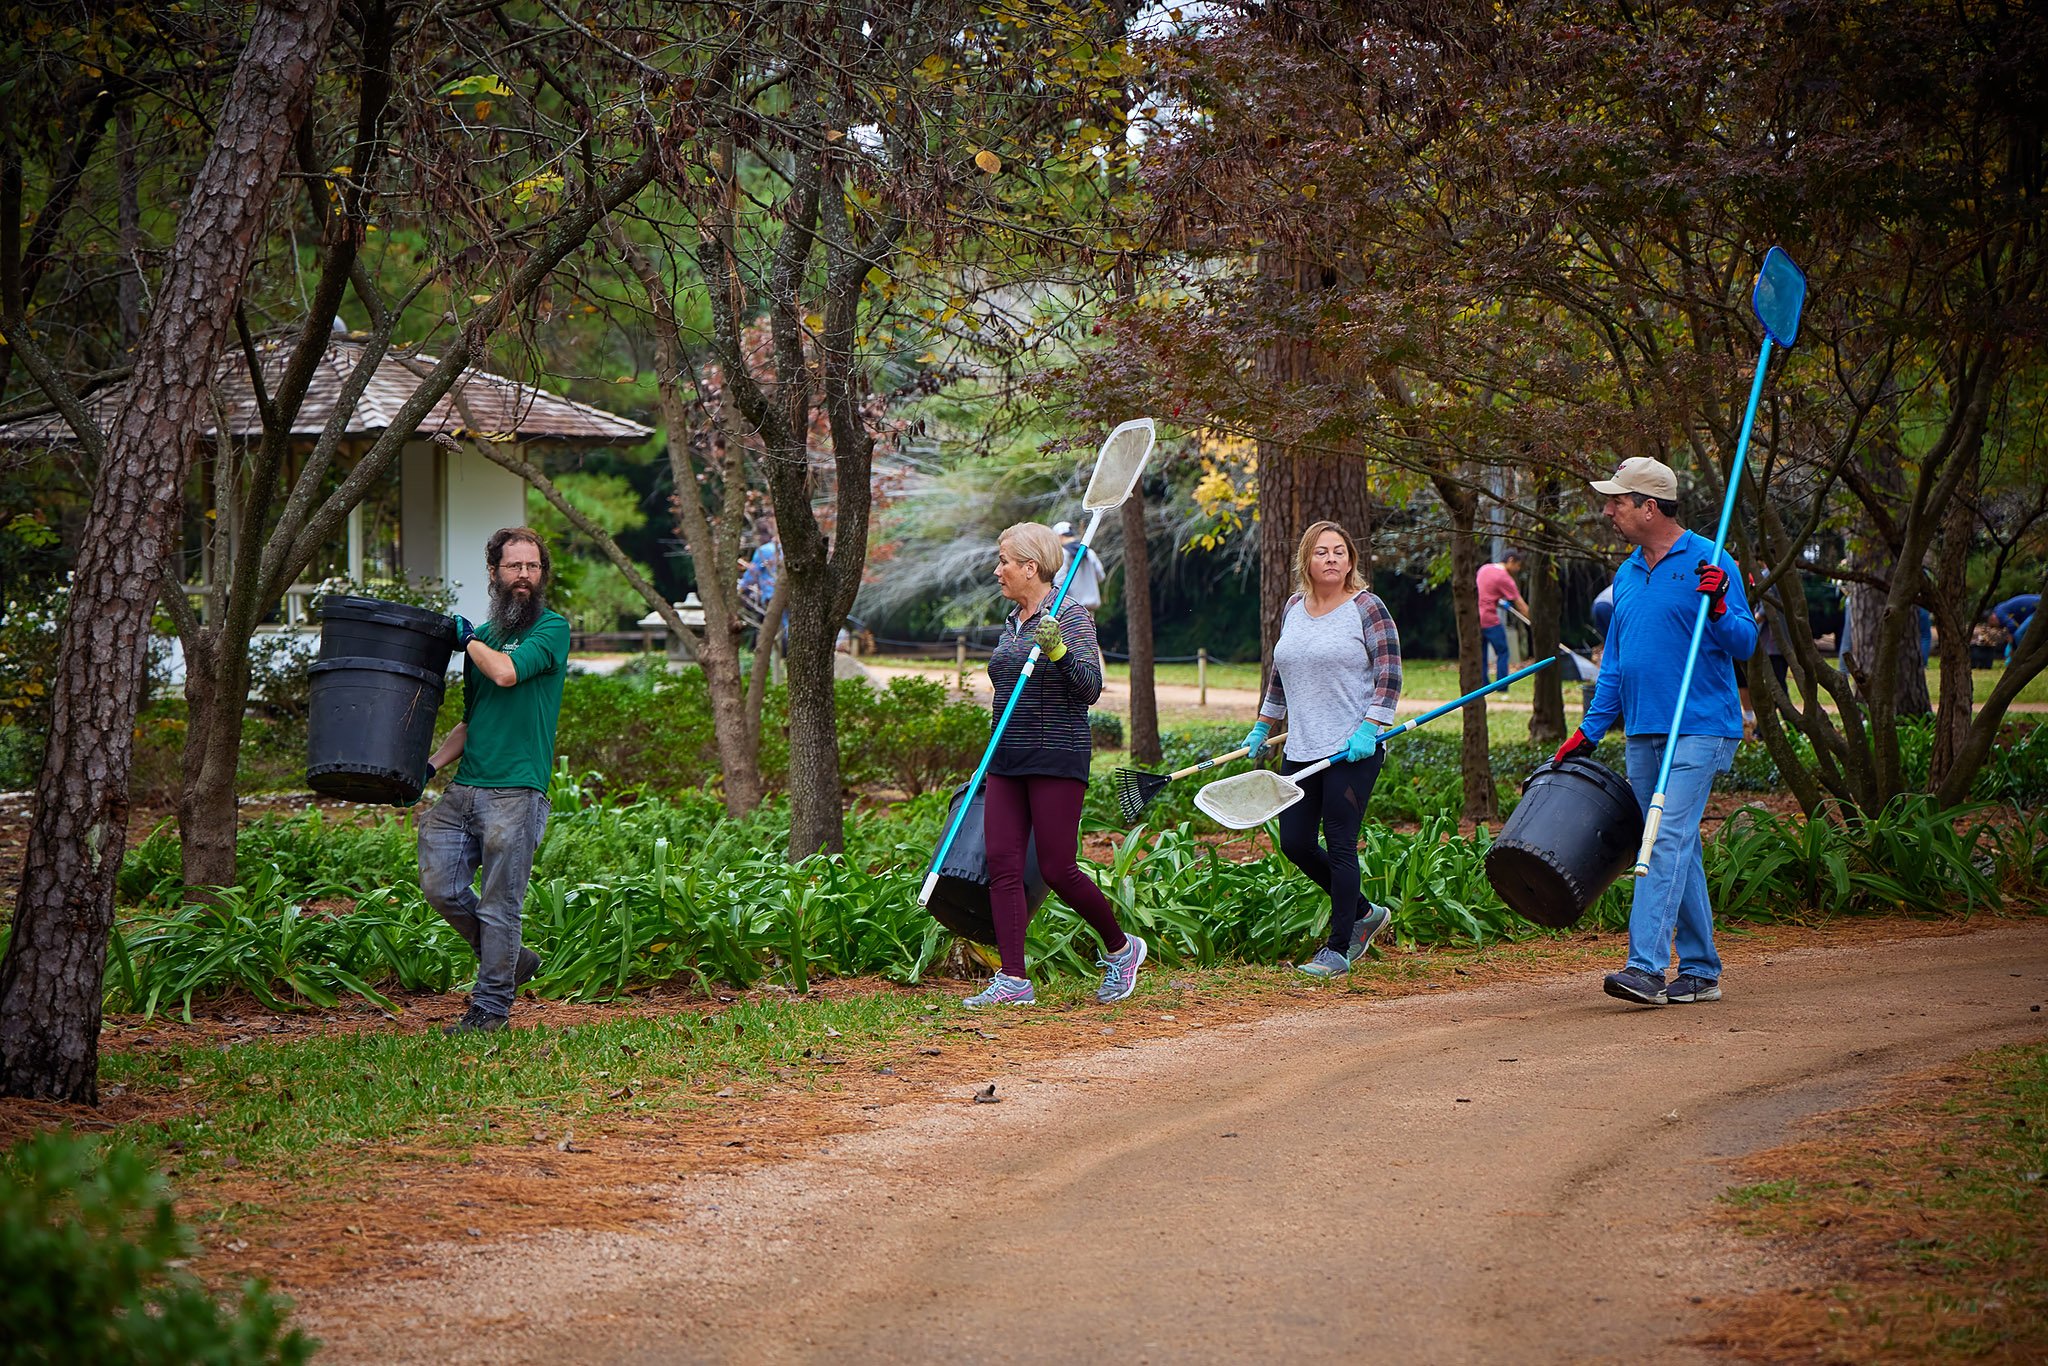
[1082,418,1156,511]
[1194,767,1307,830]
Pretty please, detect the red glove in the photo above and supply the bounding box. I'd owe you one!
[1553,729,1592,764]
[1696,560,1730,619]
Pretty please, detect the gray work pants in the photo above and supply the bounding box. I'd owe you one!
[416,783,550,1017]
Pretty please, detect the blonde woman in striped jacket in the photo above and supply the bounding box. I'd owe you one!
[964,522,1146,1009]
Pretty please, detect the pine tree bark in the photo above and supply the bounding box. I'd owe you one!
[0,0,340,1104]
[174,641,250,892]
[1525,547,1566,743]
[1255,257,1374,667]
[1121,495,1161,765]
[1928,445,1979,793]
[1433,472,1497,824]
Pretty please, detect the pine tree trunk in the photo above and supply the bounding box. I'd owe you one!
[1526,548,1566,743]
[0,0,340,1104]
[1434,473,1497,825]
[1928,445,1979,793]
[1259,447,1375,664]
[1255,251,1375,666]
[176,645,249,893]
[1121,495,1161,765]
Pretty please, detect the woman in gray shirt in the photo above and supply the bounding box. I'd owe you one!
[1241,521,1404,976]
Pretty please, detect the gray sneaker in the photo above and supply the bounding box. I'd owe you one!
[1096,934,1147,1003]
[1602,966,1668,1005]
[1347,902,1393,964]
[1297,947,1351,978]
[963,973,1036,1008]
[1666,972,1721,1003]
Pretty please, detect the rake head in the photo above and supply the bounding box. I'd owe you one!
[1110,767,1171,825]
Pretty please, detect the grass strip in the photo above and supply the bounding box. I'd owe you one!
[24,938,1620,1190]
[1709,1042,2048,1362]
[84,991,959,1181]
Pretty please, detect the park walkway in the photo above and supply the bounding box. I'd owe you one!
[305,922,2048,1364]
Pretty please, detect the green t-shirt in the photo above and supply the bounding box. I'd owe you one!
[455,610,571,792]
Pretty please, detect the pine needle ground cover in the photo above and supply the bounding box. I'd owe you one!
[1707,1043,2048,1363]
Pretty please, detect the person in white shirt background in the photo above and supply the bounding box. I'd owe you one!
[1054,520,1109,674]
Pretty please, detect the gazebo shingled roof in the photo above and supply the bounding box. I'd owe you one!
[0,338,653,447]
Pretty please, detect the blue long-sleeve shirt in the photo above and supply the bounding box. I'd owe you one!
[1993,594,2039,636]
[1580,530,1756,744]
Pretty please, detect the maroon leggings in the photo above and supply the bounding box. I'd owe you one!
[984,773,1127,979]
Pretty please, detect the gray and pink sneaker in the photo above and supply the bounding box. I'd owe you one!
[964,973,1036,1008]
[1095,934,1148,1003]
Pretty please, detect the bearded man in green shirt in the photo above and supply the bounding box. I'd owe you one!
[418,527,571,1035]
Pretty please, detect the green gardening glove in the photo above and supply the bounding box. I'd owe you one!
[1033,612,1067,661]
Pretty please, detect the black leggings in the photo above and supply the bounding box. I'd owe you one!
[1277,752,1386,954]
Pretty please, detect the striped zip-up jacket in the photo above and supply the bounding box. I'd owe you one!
[988,599,1103,782]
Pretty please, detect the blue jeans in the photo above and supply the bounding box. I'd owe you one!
[1624,734,1738,981]
[1481,624,1510,683]
[417,783,551,1016]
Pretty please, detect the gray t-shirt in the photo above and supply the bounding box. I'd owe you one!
[1271,597,1373,761]
[1061,543,1105,610]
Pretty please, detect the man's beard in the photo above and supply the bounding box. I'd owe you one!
[488,576,545,637]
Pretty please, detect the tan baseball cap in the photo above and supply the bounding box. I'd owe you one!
[1590,456,1679,501]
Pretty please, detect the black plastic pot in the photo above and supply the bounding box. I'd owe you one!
[926,781,1049,946]
[1485,754,1644,929]
[306,595,458,805]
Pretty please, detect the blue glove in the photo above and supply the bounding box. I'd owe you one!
[1343,720,1381,763]
[452,614,475,649]
[1242,720,1272,756]
[420,760,438,786]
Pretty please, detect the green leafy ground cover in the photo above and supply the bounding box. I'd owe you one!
[77,729,2048,1020]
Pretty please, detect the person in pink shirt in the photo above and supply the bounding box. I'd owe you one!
[1476,550,1528,684]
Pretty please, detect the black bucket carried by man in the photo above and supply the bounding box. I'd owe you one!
[1485,752,1643,928]
[306,596,458,805]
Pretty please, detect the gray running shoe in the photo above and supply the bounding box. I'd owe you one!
[963,973,1035,1008]
[1347,902,1393,964]
[1666,972,1721,1003]
[1096,934,1148,1003]
[1602,966,1668,1005]
[1297,947,1351,978]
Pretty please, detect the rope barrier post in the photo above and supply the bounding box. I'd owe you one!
[955,632,967,693]
[1198,647,1208,706]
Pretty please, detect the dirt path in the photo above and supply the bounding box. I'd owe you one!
[303,922,2048,1364]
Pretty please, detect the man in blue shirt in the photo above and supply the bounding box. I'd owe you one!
[1552,457,1756,1007]
[1992,593,2039,653]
